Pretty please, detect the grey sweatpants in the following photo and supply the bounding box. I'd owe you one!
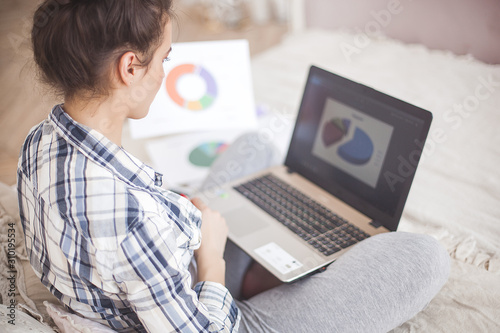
[225,233,450,333]
[203,133,451,333]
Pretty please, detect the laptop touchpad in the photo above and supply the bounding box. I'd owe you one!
[225,208,269,238]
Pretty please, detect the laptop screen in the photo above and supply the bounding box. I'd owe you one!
[285,66,432,231]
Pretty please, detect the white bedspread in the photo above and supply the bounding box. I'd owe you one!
[250,29,500,332]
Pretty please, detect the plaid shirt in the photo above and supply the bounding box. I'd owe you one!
[17,105,240,332]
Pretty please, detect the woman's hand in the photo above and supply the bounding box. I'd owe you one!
[191,197,228,285]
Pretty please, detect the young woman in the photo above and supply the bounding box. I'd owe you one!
[18,0,450,332]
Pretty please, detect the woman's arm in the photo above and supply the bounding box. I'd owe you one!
[191,197,228,286]
[114,213,239,332]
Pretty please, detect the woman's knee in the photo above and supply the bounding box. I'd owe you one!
[371,232,451,289]
[415,232,450,268]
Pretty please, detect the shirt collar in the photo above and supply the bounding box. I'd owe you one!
[50,104,161,189]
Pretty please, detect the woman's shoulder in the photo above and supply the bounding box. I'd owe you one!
[18,116,53,175]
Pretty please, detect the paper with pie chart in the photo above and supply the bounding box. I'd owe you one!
[312,98,394,188]
[129,40,257,139]
[145,130,243,187]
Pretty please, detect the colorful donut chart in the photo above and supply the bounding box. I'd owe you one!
[166,64,218,111]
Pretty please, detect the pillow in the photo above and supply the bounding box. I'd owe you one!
[44,302,117,333]
[0,303,55,333]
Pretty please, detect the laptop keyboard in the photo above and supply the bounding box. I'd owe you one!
[233,174,371,256]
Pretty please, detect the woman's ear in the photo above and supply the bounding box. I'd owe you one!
[118,52,137,86]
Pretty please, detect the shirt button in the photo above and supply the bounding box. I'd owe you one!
[154,172,163,187]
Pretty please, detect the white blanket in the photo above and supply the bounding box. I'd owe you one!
[250,29,500,332]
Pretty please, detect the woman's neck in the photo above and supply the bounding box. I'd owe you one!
[63,94,127,147]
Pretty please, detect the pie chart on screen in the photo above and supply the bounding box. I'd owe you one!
[322,118,351,146]
[189,142,228,167]
[166,64,218,111]
[322,118,374,165]
[337,127,374,165]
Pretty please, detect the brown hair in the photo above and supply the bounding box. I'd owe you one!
[32,0,173,99]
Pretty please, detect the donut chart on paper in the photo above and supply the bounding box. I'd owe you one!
[166,64,218,111]
[189,142,229,167]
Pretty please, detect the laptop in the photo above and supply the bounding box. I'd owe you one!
[200,65,432,282]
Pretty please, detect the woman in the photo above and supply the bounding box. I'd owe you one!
[18,0,450,332]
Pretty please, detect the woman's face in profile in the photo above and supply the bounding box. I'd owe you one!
[128,20,173,120]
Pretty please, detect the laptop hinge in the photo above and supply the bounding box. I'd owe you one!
[369,220,383,228]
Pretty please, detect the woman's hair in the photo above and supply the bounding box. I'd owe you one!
[32,0,173,99]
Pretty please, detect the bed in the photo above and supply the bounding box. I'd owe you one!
[250,29,500,332]
[1,27,499,333]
